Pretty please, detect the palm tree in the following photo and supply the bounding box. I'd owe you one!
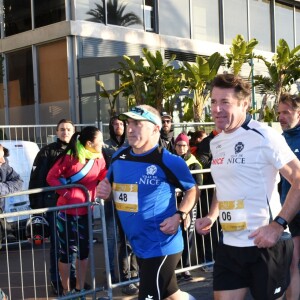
[182,53,224,123]
[253,39,300,121]
[86,0,142,27]
[116,48,184,112]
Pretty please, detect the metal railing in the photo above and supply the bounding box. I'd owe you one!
[0,174,218,299]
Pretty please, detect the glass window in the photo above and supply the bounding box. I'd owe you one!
[81,77,97,94]
[34,0,66,28]
[38,39,70,124]
[79,0,143,29]
[275,2,294,48]
[249,0,271,51]
[159,0,190,38]
[191,0,219,43]
[4,0,32,37]
[297,8,300,45]
[6,49,34,125]
[145,0,156,32]
[224,0,248,45]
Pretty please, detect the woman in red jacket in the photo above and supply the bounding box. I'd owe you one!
[47,126,107,297]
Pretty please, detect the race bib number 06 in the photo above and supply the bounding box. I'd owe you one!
[219,199,247,232]
[113,183,138,213]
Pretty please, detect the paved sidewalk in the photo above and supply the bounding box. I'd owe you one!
[97,269,214,299]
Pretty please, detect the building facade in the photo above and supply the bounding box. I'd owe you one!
[0,0,299,126]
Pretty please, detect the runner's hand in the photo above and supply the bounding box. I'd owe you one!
[96,178,111,200]
[248,222,283,248]
[195,217,213,235]
[160,214,181,235]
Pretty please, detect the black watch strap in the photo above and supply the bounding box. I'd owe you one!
[175,210,187,221]
[273,216,288,229]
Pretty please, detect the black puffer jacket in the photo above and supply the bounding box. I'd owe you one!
[29,139,68,209]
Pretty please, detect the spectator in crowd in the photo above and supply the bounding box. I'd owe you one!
[29,119,76,295]
[196,73,300,300]
[278,93,300,300]
[102,116,139,296]
[47,126,107,297]
[159,111,175,153]
[174,132,202,282]
[188,130,207,156]
[0,144,23,248]
[98,105,199,300]
[0,288,8,300]
[195,128,221,272]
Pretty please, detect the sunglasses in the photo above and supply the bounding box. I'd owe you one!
[162,120,171,124]
[130,106,162,126]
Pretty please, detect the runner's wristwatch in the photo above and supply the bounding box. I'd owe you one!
[175,210,187,222]
[273,216,288,229]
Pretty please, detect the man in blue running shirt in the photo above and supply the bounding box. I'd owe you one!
[98,105,199,300]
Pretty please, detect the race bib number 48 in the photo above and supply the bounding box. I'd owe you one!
[219,199,247,232]
[113,183,138,212]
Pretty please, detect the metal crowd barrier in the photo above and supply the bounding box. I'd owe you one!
[0,177,219,300]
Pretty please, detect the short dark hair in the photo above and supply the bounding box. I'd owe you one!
[211,74,251,101]
[279,93,300,111]
[56,119,75,131]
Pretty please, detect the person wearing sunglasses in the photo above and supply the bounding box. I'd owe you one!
[159,112,175,153]
[97,105,199,300]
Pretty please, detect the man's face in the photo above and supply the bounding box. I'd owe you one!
[126,119,158,154]
[278,102,300,131]
[112,119,124,137]
[211,87,249,133]
[0,147,5,167]
[161,117,172,134]
[56,122,75,143]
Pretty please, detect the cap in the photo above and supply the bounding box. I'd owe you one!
[119,106,162,128]
[161,112,172,120]
[175,133,190,146]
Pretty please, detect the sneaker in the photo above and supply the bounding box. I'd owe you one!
[183,271,193,281]
[176,273,183,282]
[51,280,63,296]
[121,283,139,295]
[70,278,91,290]
[71,289,86,300]
[201,265,214,273]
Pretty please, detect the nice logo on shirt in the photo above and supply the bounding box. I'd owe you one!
[138,165,161,186]
[212,142,246,165]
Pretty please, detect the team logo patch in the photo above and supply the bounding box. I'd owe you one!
[146,165,157,176]
[234,142,244,154]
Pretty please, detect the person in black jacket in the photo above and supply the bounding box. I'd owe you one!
[159,112,175,153]
[29,119,75,295]
[195,129,221,272]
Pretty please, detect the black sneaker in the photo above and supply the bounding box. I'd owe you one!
[176,273,183,282]
[51,280,63,296]
[121,283,139,295]
[83,282,91,290]
[183,271,193,281]
[70,278,91,291]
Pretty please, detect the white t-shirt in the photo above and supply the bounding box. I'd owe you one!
[211,118,295,247]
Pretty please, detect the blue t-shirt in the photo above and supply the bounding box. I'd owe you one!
[106,145,196,258]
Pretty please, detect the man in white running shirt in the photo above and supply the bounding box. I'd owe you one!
[196,73,300,300]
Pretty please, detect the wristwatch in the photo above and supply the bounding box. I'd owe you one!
[273,216,288,229]
[175,210,187,222]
